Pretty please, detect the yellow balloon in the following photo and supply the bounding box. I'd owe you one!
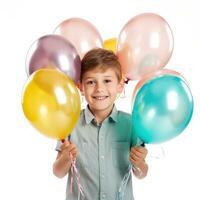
[103,38,117,53]
[22,68,81,140]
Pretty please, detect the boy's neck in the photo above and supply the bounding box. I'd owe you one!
[88,104,114,124]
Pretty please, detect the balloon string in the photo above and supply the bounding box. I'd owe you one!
[70,153,85,199]
[61,139,84,199]
[116,164,143,200]
[116,164,132,200]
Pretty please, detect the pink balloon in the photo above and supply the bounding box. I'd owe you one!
[117,13,174,80]
[26,35,81,84]
[54,18,103,58]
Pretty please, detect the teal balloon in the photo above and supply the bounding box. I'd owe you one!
[132,75,193,144]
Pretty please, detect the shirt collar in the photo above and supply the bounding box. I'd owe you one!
[84,104,118,125]
[109,105,118,123]
[84,105,95,124]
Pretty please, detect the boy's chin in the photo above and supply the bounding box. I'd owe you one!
[90,103,114,111]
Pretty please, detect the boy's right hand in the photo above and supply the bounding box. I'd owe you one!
[60,140,78,163]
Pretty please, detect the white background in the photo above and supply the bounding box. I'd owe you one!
[0,0,200,199]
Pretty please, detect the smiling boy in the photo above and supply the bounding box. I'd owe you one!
[53,48,148,200]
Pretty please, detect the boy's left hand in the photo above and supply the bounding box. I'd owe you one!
[129,146,148,169]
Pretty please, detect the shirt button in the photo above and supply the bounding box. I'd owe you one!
[102,194,106,198]
[101,155,104,159]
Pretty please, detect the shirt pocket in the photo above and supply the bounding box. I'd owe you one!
[112,141,130,170]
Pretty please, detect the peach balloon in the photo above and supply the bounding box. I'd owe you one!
[117,13,174,80]
[54,18,103,58]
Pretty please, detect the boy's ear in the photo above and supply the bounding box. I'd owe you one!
[77,81,84,95]
[77,81,81,90]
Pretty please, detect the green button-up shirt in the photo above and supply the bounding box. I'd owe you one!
[56,105,141,200]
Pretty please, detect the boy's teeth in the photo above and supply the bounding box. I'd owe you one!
[94,96,107,100]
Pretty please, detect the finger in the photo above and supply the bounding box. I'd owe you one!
[131,150,143,158]
[131,147,142,153]
[66,144,77,152]
[130,152,141,162]
[64,140,70,146]
[61,142,75,151]
[131,149,145,160]
[129,155,145,168]
[60,140,70,150]
[136,147,148,155]
[131,147,148,158]
[70,149,78,157]
[129,156,139,166]
[61,147,73,157]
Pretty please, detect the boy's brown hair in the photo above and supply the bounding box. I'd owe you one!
[81,48,122,82]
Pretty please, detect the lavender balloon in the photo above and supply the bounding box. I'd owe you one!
[26,35,81,84]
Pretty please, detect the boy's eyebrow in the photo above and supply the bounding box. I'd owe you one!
[83,75,113,80]
[83,77,95,80]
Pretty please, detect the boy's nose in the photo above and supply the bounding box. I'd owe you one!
[96,82,105,91]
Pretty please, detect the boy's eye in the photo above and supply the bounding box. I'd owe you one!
[104,79,112,83]
[86,80,95,85]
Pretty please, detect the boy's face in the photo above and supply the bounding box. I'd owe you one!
[80,68,124,113]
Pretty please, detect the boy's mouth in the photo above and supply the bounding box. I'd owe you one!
[92,96,108,100]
